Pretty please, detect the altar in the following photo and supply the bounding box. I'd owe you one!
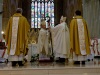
[28,44,38,62]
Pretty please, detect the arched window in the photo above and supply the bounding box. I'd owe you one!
[31,0,54,28]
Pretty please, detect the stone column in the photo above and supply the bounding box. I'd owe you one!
[2,0,19,36]
[54,0,63,25]
[82,0,100,38]
[0,0,3,39]
[63,0,83,26]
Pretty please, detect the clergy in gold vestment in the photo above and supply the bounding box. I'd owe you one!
[70,10,90,65]
[5,8,30,67]
[50,16,70,62]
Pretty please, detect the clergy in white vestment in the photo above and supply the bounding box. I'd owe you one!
[50,16,70,62]
[5,8,30,67]
[37,20,50,58]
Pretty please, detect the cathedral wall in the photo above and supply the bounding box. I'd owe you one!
[82,0,100,38]
[63,0,83,27]
[2,0,100,38]
[0,0,3,39]
[2,0,31,34]
[54,0,83,26]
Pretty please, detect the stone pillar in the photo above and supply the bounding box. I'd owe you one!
[22,0,31,25]
[54,0,83,26]
[63,0,83,26]
[2,0,31,33]
[0,0,3,39]
[82,0,100,38]
[2,0,19,35]
[54,0,63,25]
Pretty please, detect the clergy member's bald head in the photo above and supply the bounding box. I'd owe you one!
[16,8,23,14]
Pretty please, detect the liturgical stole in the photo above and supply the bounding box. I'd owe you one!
[10,17,19,55]
[77,19,86,55]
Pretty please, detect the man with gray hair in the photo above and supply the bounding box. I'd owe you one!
[5,8,30,67]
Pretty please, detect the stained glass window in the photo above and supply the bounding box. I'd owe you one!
[31,0,54,28]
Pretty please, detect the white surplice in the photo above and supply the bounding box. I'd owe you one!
[50,22,70,58]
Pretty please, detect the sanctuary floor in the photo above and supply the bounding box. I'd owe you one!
[0,58,100,75]
[0,58,100,69]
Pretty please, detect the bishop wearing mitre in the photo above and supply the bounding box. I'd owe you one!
[50,16,70,63]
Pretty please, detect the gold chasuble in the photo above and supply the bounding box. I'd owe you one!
[70,16,90,61]
[5,13,30,56]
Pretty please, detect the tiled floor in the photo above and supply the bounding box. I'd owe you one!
[0,58,100,69]
[0,58,100,75]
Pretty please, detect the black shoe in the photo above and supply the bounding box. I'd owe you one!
[5,59,8,64]
[18,61,24,66]
[74,61,80,65]
[87,59,90,61]
[50,57,54,62]
[59,58,65,62]
[55,57,60,62]
[12,61,17,67]
[82,61,85,65]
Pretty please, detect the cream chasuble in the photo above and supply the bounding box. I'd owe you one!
[10,17,19,55]
[51,22,70,58]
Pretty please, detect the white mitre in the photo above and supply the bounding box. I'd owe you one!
[60,16,66,22]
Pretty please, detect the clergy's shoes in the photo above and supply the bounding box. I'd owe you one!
[55,57,65,63]
[50,57,54,62]
[73,61,85,65]
[12,61,24,67]
[73,61,80,65]
[59,58,65,62]
[12,61,17,67]
[81,61,85,65]
[18,61,24,66]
